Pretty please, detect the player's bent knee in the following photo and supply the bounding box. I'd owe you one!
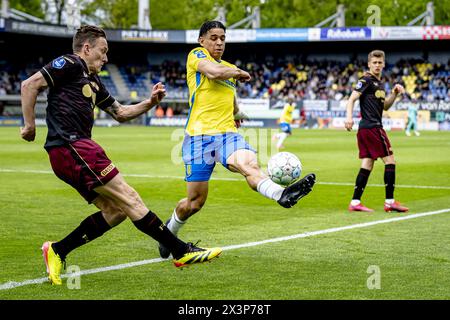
[231,157,259,173]
[187,195,206,214]
[105,209,127,226]
[104,203,127,221]
[122,185,145,207]
[94,197,127,226]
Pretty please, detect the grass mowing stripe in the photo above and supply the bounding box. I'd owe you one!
[1,208,449,291]
[1,168,450,190]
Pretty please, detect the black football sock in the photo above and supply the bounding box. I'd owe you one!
[384,164,396,199]
[133,211,187,259]
[352,168,371,200]
[52,211,112,260]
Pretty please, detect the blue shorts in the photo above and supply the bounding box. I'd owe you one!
[280,122,292,134]
[182,133,256,182]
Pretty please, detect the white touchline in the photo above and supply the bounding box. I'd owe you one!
[1,208,449,291]
[1,168,450,190]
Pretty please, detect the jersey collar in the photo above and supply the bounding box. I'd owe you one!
[367,71,382,81]
[75,54,92,75]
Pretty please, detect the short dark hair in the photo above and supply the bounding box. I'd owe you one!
[73,25,107,53]
[368,50,385,62]
[198,20,226,38]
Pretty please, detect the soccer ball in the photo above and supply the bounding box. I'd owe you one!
[267,152,302,186]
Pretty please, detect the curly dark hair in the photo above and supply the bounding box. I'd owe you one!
[198,20,226,39]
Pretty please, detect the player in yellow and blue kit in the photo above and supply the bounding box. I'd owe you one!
[158,21,316,258]
[273,97,296,151]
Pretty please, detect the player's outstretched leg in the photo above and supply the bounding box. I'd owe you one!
[158,218,172,259]
[277,173,316,208]
[132,210,221,266]
[173,242,222,268]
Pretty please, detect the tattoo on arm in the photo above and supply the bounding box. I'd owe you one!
[104,101,121,119]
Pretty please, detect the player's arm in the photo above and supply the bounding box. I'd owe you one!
[233,96,249,128]
[20,71,49,141]
[197,60,251,82]
[344,91,361,131]
[233,95,239,115]
[384,84,405,110]
[104,82,166,122]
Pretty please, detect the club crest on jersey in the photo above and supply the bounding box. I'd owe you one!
[52,57,66,69]
[186,165,192,177]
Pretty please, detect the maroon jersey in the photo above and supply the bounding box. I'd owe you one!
[354,73,385,129]
[40,54,115,149]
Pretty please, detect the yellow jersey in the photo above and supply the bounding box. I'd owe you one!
[280,103,296,124]
[185,47,237,136]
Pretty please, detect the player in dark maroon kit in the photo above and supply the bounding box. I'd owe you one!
[345,50,409,213]
[20,25,221,285]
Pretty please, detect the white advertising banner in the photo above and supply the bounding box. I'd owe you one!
[303,100,328,111]
[186,29,256,43]
[238,98,270,111]
[372,26,422,40]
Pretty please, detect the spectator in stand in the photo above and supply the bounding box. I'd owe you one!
[166,106,174,117]
[2,56,449,102]
[154,105,164,117]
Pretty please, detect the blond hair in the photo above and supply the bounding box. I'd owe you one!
[368,50,385,62]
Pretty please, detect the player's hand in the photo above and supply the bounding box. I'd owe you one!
[393,84,405,96]
[20,125,36,141]
[150,82,166,105]
[344,118,354,132]
[235,69,251,82]
[234,110,249,128]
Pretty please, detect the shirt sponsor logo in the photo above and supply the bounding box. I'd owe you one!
[82,84,93,98]
[375,90,385,99]
[52,57,66,69]
[193,49,207,59]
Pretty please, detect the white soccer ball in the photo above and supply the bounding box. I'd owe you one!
[267,152,302,186]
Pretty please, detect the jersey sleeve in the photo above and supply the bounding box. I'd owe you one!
[354,77,370,94]
[187,47,211,72]
[40,56,81,88]
[95,77,115,110]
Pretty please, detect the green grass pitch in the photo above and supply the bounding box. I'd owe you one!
[0,126,449,300]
